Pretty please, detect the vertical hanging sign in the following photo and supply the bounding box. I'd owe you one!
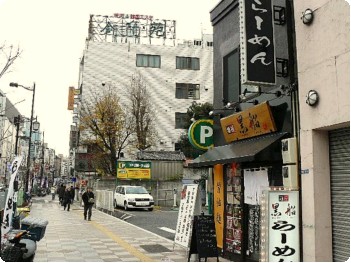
[262,190,300,262]
[213,164,224,249]
[1,156,23,239]
[239,0,276,86]
[174,184,201,249]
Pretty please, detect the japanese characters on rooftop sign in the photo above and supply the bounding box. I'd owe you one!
[89,14,176,44]
[113,13,154,20]
[239,0,276,86]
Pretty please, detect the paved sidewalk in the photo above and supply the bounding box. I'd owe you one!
[27,195,225,262]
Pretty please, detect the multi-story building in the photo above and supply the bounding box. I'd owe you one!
[73,13,214,160]
[189,0,349,262]
[294,1,350,261]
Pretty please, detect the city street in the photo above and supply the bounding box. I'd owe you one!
[111,207,179,241]
[28,195,226,262]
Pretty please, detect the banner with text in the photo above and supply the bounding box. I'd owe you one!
[117,160,151,179]
[1,156,23,241]
[174,184,202,249]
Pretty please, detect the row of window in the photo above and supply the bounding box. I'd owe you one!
[136,54,200,70]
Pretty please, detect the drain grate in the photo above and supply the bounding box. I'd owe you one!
[140,244,172,253]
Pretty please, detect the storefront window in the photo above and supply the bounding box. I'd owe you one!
[224,164,243,256]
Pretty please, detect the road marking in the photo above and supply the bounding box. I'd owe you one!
[123,215,132,220]
[159,227,176,234]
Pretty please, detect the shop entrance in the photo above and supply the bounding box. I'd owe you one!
[222,163,282,262]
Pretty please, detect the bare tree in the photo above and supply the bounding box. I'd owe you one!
[129,72,157,150]
[0,42,22,79]
[79,86,134,176]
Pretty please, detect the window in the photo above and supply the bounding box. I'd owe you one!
[136,54,161,68]
[176,56,200,70]
[223,49,240,104]
[194,40,202,46]
[175,112,188,129]
[176,83,200,100]
[174,142,181,151]
[207,41,213,47]
[223,48,258,104]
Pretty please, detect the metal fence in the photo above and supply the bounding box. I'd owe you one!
[95,190,114,212]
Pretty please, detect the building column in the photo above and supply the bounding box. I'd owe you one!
[300,129,333,261]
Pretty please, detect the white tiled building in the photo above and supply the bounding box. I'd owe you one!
[76,15,214,158]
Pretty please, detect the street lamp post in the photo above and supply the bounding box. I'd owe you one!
[9,82,36,193]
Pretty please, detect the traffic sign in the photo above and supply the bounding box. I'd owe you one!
[188,119,213,150]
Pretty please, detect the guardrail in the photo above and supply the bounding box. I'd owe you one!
[95,190,114,212]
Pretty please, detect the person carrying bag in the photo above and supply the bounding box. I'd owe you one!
[82,187,95,221]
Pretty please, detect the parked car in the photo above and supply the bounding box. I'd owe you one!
[114,185,154,211]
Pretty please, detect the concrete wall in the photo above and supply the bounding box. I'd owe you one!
[293,0,350,261]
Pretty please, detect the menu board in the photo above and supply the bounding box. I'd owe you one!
[247,205,260,261]
[174,184,201,249]
[225,164,243,255]
[188,215,219,261]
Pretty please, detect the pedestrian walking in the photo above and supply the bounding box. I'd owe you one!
[69,186,75,204]
[50,185,56,200]
[58,184,65,205]
[82,187,95,221]
[63,187,71,211]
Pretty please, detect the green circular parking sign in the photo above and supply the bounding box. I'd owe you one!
[188,119,213,150]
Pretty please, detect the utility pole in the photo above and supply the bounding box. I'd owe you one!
[14,115,21,155]
[39,131,45,187]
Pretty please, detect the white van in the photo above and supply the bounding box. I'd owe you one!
[114,185,154,211]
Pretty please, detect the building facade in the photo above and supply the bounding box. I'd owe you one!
[189,0,349,262]
[72,14,214,164]
[294,0,350,261]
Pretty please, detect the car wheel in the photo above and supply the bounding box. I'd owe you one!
[148,208,153,211]
[124,201,129,211]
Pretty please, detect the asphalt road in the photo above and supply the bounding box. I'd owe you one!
[113,206,180,240]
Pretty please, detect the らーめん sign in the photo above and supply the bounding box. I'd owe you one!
[239,0,276,86]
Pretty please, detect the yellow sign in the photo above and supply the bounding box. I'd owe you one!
[213,164,224,249]
[117,161,151,179]
[67,86,74,110]
[220,101,276,143]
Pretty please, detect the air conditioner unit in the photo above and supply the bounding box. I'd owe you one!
[281,137,297,164]
[282,165,298,188]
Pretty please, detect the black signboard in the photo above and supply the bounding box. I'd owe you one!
[240,0,276,86]
[188,215,219,262]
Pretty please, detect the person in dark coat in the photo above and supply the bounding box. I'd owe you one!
[69,186,75,204]
[63,188,71,211]
[82,187,94,221]
[58,184,65,205]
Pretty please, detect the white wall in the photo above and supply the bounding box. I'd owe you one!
[294,0,350,261]
[80,40,213,157]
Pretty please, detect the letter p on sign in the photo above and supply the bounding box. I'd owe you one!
[188,119,214,150]
[200,126,213,144]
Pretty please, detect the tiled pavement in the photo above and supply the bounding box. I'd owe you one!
[28,195,227,262]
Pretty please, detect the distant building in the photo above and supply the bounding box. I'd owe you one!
[73,14,214,160]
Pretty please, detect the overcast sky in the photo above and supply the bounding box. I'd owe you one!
[0,0,218,156]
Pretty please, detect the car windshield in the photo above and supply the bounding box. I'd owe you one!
[126,187,148,194]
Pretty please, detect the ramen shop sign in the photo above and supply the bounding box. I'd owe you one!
[239,0,276,86]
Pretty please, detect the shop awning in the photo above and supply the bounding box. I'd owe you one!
[188,132,288,168]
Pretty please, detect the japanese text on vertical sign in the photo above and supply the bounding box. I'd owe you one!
[268,191,299,261]
[240,0,276,85]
